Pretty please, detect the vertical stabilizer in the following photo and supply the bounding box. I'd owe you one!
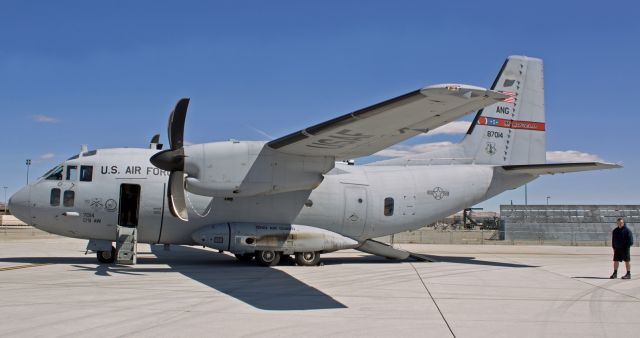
[462,56,545,165]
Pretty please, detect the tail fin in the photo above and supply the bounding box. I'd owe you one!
[462,56,545,165]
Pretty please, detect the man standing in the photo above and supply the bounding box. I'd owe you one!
[610,217,633,279]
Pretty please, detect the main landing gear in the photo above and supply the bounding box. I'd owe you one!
[294,251,321,266]
[248,250,321,267]
[255,250,281,266]
[234,253,255,262]
[96,246,116,264]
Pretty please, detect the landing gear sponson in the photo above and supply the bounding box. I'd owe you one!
[193,223,359,266]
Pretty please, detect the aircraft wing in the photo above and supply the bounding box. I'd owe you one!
[501,162,622,175]
[267,84,507,160]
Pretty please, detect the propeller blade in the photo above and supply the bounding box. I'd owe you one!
[168,98,189,150]
[149,148,184,172]
[151,98,191,221]
[167,170,189,221]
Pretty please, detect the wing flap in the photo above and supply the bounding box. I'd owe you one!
[501,162,622,175]
[268,84,507,159]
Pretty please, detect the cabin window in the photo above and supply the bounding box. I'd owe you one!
[50,188,61,206]
[66,165,78,181]
[63,190,75,207]
[44,166,63,180]
[384,197,394,216]
[80,165,93,182]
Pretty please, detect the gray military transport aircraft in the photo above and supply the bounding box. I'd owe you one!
[8,56,620,266]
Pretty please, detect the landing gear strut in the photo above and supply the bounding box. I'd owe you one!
[97,246,116,264]
[255,250,281,266]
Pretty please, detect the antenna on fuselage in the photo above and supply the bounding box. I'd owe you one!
[79,144,88,157]
[150,134,163,150]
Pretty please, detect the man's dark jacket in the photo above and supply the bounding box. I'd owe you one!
[612,225,634,249]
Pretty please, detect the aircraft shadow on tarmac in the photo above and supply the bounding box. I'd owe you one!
[147,245,347,311]
[321,255,536,268]
[414,255,537,268]
[0,246,344,311]
[0,246,534,310]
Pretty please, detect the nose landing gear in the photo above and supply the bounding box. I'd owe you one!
[96,246,116,264]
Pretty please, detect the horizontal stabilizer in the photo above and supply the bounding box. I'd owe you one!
[502,162,621,175]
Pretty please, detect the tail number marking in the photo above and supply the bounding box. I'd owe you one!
[478,117,545,131]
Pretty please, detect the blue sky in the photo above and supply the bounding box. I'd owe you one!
[1,1,638,210]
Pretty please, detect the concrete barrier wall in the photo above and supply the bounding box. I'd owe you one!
[501,205,640,243]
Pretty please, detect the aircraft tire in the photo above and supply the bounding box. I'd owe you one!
[97,246,116,264]
[294,251,320,266]
[255,250,281,267]
[234,253,254,262]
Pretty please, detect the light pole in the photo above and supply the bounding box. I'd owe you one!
[26,159,31,184]
[2,186,7,215]
[546,196,551,206]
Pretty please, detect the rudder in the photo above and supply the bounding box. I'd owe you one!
[462,56,545,165]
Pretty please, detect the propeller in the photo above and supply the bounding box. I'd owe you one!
[150,98,190,221]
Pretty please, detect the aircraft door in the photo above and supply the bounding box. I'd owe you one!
[118,184,140,227]
[342,185,367,238]
[138,182,165,243]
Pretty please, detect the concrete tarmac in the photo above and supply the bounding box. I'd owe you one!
[0,234,639,337]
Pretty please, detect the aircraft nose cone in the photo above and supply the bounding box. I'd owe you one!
[8,186,31,225]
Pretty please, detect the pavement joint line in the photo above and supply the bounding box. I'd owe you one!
[410,263,456,338]
[411,251,640,257]
[489,253,640,302]
[0,263,48,272]
[537,266,640,302]
[419,296,640,302]
[426,281,640,293]
[420,267,505,280]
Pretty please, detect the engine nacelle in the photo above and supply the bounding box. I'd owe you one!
[191,223,359,255]
[182,141,334,197]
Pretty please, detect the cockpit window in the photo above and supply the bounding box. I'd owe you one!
[63,190,75,207]
[80,165,93,182]
[66,165,78,181]
[66,150,97,161]
[44,166,63,181]
[50,188,61,206]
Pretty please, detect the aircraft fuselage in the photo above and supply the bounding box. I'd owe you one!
[10,143,533,245]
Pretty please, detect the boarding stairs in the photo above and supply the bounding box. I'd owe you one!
[116,225,137,265]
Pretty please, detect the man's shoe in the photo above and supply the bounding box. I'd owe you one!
[621,273,631,280]
[610,272,617,279]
